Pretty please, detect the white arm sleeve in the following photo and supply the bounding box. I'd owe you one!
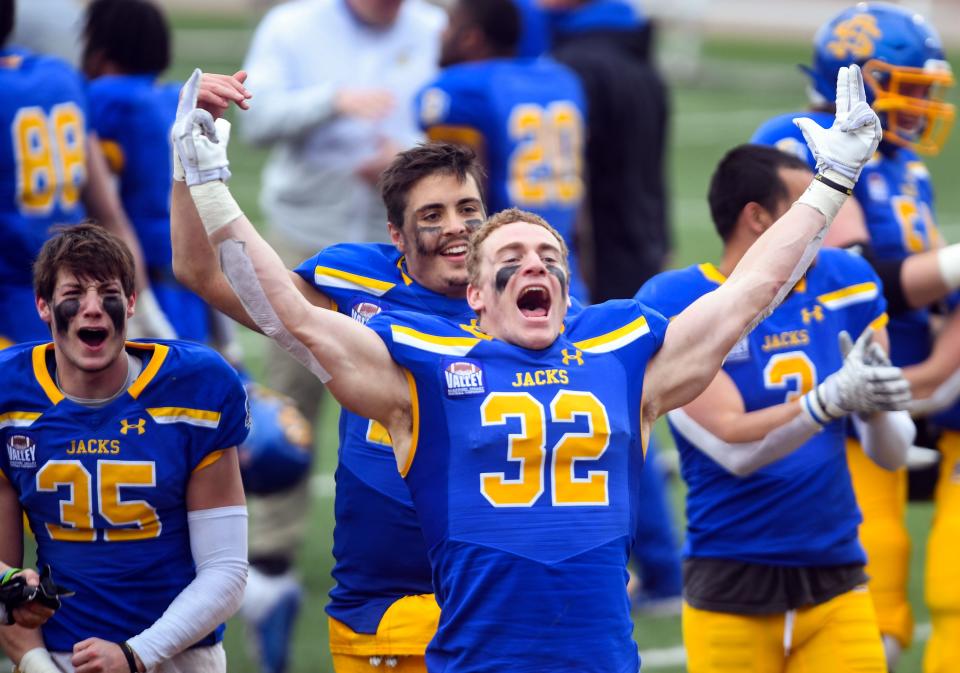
[908,367,960,417]
[126,506,248,670]
[853,411,915,471]
[666,407,823,477]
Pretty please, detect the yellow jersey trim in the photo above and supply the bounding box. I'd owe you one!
[0,335,13,351]
[399,368,420,478]
[573,316,650,354]
[126,343,169,400]
[32,344,64,405]
[99,139,125,174]
[327,594,440,656]
[458,323,493,340]
[391,325,480,356]
[0,411,43,430]
[817,282,879,310]
[313,266,395,297]
[147,406,221,429]
[868,312,889,332]
[193,449,226,473]
[698,262,806,292]
[426,125,485,153]
[0,467,7,483]
[396,257,414,286]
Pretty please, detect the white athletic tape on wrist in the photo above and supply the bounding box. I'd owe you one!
[172,142,185,182]
[189,181,243,235]
[937,244,960,290]
[18,648,61,673]
[217,239,332,383]
[796,178,848,226]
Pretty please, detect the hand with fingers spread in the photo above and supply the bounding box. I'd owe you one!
[171,69,233,187]
[794,64,882,190]
[803,328,912,423]
[196,70,252,119]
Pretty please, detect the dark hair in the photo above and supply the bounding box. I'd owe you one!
[379,142,487,230]
[0,0,13,48]
[708,144,811,241]
[459,0,520,55]
[83,0,170,75]
[34,223,136,302]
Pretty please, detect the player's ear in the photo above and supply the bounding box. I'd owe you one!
[467,282,484,313]
[742,202,771,236]
[36,296,52,325]
[127,291,137,318]
[388,221,406,253]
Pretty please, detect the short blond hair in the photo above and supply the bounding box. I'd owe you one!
[466,207,570,287]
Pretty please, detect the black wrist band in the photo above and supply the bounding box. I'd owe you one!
[120,641,138,673]
[814,173,853,196]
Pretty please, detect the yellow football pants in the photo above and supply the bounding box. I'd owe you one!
[329,594,439,673]
[924,430,960,673]
[846,438,913,646]
[682,587,886,673]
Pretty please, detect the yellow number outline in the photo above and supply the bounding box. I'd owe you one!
[892,195,939,254]
[507,101,584,208]
[36,460,95,542]
[480,393,547,507]
[763,351,818,403]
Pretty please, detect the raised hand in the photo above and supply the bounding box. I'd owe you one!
[793,64,882,187]
[172,68,233,186]
[804,328,911,423]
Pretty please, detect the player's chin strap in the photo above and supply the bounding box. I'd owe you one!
[217,238,332,383]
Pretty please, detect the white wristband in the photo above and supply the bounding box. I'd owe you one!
[796,178,848,226]
[189,181,243,236]
[18,648,61,673]
[937,244,960,290]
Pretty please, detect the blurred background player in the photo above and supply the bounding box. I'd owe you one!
[415,0,590,301]
[638,143,914,673]
[549,0,671,301]
[0,224,248,673]
[9,0,82,67]
[82,0,212,343]
[0,0,174,349]
[752,4,960,668]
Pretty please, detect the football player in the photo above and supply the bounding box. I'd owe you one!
[0,224,248,673]
[176,62,893,671]
[751,5,960,667]
[82,0,210,342]
[173,68,486,671]
[415,0,590,300]
[0,0,173,348]
[637,144,914,673]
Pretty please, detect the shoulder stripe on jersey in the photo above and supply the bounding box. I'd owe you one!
[99,139,125,173]
[574,315,649,353]
[32,344,64,405]
[698,263,726,285]
[817,282,878,310]
[0,411,42,429]
[869,313,889,332]
[391,324,480,356]
[399,368,420,478]
[313,266,395,297]
[193,449,226,473]
[147,407,221,429]
[127,343,170,399]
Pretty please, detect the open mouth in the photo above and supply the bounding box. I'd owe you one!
[77,327,108,348]
[440,242,468,258]
[517,286,551,318]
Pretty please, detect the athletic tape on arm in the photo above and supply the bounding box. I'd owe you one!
[217,238,331,383]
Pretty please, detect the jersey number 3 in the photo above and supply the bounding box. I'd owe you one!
[480,390,610,508]
[36,460,161,542]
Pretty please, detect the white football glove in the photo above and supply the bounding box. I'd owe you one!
[803,328,912,423]
[171,68,232,187]
[793,64,882,188]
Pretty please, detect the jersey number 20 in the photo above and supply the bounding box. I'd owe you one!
[508,102,584,208]
[11,103,86,215]
[480,390,609,508]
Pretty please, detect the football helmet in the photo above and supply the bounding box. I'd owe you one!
[807,2,955,154]
[238,384,313,495]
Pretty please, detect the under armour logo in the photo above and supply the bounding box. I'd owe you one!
[802,306,824,324]
[120,418,145,435]
[561,349,583,366]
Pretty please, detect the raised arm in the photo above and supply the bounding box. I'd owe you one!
[905,309,960,415]
[643,65,882,421]
[171,71,414,462]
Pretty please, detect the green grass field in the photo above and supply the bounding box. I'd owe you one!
[161,12,960,673]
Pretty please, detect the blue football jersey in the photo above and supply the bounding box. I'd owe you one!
[0,340,249,650]
[415,59,590,301]
[753,112,960,428]
[367,300,667,672]
[87,75,210,342]
[637,250,887,567]
[0,49,88,342]
[293,243,474,635]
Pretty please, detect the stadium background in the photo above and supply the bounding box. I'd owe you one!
[111,1,960,671]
